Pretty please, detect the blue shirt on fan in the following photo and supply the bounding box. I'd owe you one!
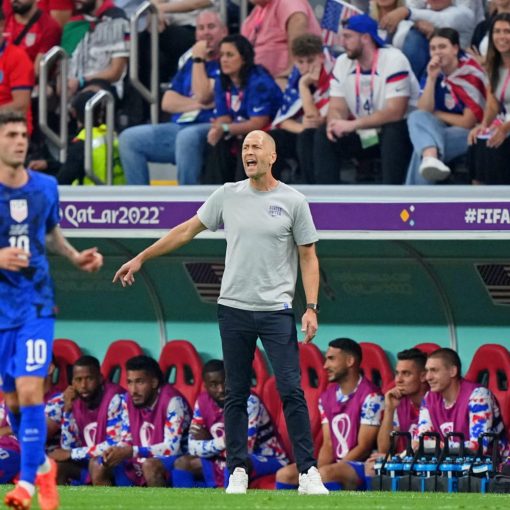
[0,171,60,329]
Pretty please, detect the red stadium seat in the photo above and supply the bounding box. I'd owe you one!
[251,347,270,397]
[413,342,442,355]
[52,338,82,391]
[360,342,394,393]
[101,339,143,389]
[464,343,510,428]
[159,340,203,408]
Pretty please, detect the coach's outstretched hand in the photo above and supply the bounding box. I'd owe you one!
[301,309,318,343]
[113,256,142,287]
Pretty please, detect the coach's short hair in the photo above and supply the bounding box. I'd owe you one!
[428,348,461,378]
[73,355,101,373]
[202,359,224,378]
[397,348,427,371]
[328,338,362,363]
[126,355,164,386]
[291,33,323,57]
[0,110,26,128]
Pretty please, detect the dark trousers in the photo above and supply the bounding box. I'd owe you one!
[313,120,412,184]
[218,304,316,474]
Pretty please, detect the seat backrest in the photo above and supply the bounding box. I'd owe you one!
[252,347,270,397]
[464,343,510,427]
[360,342,394,392]
[52,338,82,391]
[298,342,328,396]
[414,342,442,355]
[101,339,143,390]
[159,339,203,408]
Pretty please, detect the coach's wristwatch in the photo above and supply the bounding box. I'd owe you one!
[306,303,320,313]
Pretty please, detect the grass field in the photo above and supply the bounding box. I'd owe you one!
[0,487,508,510]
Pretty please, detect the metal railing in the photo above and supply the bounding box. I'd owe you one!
[39,46,68,163]
[130,1,159,124]
[84,90,115,185]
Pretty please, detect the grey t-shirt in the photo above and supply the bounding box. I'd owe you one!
[197,180,318,311]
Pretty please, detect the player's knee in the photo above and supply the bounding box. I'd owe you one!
[89,458,110,486]
[142,458,165,480]
[276,463,298,484]
[16,376,44,406]
[174,455,193,471]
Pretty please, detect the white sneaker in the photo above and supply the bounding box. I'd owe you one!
[225,467,248,494]
[298,466,329,495]
[419,156,451,182]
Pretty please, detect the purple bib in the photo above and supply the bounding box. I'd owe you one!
[72,382,124,447]
[320,377,380,461]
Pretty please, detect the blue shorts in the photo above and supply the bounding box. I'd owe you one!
[114,455,179,487]
[347,461,368,491]
[0,310,55,392]
[0,448,20,483]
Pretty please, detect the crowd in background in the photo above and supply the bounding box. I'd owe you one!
[1,0,510,185]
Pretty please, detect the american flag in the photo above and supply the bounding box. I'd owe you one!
[184,262,224,303]
[476,264,510,305]
[321,0,363,46]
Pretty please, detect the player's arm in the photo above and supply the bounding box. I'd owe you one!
[353,96,409,130]
[45,392,64,439]
[0,247,30,271]
[113,215,207,287]
[188,403,224,458]
[412,403,433,450]
[317,422,334,467]
[46,225,103,272]
[467,388,494,453]
[298,243,319,343]
[246,395,260,453]
[377,388,402,454]
[343,424,379,461]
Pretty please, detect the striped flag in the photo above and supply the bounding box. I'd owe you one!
[476,264,510,305]
[321,0,363,46]
[184,262,224,303]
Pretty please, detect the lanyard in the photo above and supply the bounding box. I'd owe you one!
[225,88,244,114]
[355,49,379,116]
[499,68,510,106]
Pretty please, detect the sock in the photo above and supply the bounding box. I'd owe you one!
[17,481,35,497]
[37,456,51,475]
[19,404,47,485]
[7,409,21,437]
[275,481,298,490]
[171,469,195,488]
[324,481,342,491]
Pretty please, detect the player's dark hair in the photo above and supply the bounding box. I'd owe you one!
[0,110,26,127]
[219,34,255,90]
[126,355,164,386]
[397,348,427,370]
[291,33,323,57]
[428,348,462,378]
[328,338,362,363]
[74,355,101,373]
[202,359,224,378]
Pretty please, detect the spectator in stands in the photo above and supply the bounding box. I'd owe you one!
[313,14,417,184]
[173,360,287,488]
[405,28,487,184]
[0,11,34,133]
[415,348,508,455]
[369,0,406,45]
[269,33,335,184]
[201,34,282,184]
[467,13,510,184]
[4,0,62,73]
[48,356,124,485]
[89,355,191,487]
[67,0,130,102]
[119,9,226,185]
[377,348,428,454]
[379,0,476,81]
[276,338,383,491]
[241,0,321,86]
[0,400,21,484]
[3,0,73,27]
[471,0,510,60]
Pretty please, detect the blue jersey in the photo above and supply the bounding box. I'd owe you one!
[0,170,60,329]
[419,74,466,115]
[213,65,283,122]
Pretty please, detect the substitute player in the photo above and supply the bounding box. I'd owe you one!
[0,111,103,510]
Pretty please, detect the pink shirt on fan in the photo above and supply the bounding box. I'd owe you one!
[241,0,321,78]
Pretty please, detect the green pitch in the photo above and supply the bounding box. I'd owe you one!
[0,487,508,510]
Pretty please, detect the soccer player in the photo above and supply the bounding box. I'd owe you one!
[114,130,328,495]
[90,355,191,487]
[48,356,124,485]
[173,359,288,488]
[416,348,508,454]
[0,111,103,510]
[276,338,384,490]
[377,348,428,453]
